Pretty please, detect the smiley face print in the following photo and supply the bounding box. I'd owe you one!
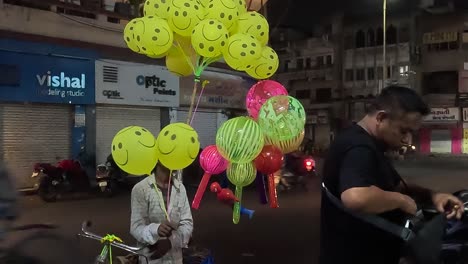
[123,18,146,54]
[156,123,200,170]
[246,46,279,80]
[167,0,205,37]
[204,0,239,32]
[222,33,262,70]
[111,126,158,176]
[236,11,269,46]
[139,16,174,56]
[191,19,229,58]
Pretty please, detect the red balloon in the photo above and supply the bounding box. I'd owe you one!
[254,145,284,175]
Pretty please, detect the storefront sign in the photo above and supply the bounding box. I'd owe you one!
[424,108,460,123]
[179,71,255,109]
[423,31,458,44]
[95,60,179,107]
[0,51,95,104]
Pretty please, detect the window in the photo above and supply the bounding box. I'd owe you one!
[296,89,311,99]
[344,34,354,49]
[355,30,366,48]
[387,66,392,78]
[387,25,397,44]
[284,60,290,72]
[356,69,365,81]
[326,55,332,65]
[377,27,383,46]
[377,66,383,79]
[316,88,332,103]
[400,25,410,43]
[399,65,409,75]
[367,29,375,47]
[306,58,312,69]
[367,68,375,80]
[345,69,354,81]
[296,58,304,70]
[317,56,325,67]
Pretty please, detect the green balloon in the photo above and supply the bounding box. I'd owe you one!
[258,95,306,141]
[216,116,264,163]
[227,162,256,187]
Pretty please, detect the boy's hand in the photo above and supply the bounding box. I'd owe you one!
[158,221,175,237]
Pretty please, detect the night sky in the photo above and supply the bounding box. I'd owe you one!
[267,0,468,34]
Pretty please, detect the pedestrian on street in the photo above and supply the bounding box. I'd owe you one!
[319,85,464,264]
[130,162,193,264]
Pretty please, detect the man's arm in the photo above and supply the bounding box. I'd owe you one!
[399,181,464,219]
[339,147,417,215]
[169,185,193,249]
[398,182,433,206]
[130,184,160,245]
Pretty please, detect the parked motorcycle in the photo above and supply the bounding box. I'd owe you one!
[104,154,145,190]
[95,164,118,197]
[32,160,91,202]
[277,151,316,192]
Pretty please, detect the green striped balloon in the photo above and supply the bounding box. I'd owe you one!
[258,95,306,141]
[227,162,256,187]
[227,162,257,224]
[216,116,264,163]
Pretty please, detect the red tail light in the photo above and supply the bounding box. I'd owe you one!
[304,158,315,172]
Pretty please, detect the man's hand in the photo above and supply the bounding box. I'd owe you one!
[157,221,176,237]
[149,238,172,260]
[432,193,464,219]
[399,193,418,215]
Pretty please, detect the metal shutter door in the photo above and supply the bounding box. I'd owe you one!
[95,106,161,164]
[1,104,72,188]
[177,109,218,148]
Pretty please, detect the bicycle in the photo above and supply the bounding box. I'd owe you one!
[78,220,149,264]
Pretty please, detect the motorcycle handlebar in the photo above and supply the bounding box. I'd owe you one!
[78,220,148,261]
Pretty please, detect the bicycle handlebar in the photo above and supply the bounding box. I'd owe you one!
[78,220,149,262]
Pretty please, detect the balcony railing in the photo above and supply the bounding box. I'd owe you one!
[4,0,135,24]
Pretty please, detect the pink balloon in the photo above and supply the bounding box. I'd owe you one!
[192,145,229,210]
[200,145,229,174]
[246,80,288,120]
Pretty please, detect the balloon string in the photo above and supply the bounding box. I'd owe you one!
[190,80,209,125]
[174,41,196,74]
[167,170,172,218]
[186,77,200,124]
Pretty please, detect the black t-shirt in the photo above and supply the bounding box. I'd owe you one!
[319,125,406,264]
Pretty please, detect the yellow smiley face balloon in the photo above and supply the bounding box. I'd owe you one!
[222,33,262,70]
[191,19,229,58]
[140,16,174,56]
[123,18,146,54]
[246,46,279,80]
[168,0,205,37]
[156,123,201,170]
[236,11,269,46]
[111,126,158,176]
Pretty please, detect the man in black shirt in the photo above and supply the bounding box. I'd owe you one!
[319,86,464,264]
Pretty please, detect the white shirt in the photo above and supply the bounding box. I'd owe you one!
[130,175,193,264]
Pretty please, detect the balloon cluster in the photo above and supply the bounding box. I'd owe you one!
[192,80,306,224]
[123,0,279,80]
[111,123,200,176]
